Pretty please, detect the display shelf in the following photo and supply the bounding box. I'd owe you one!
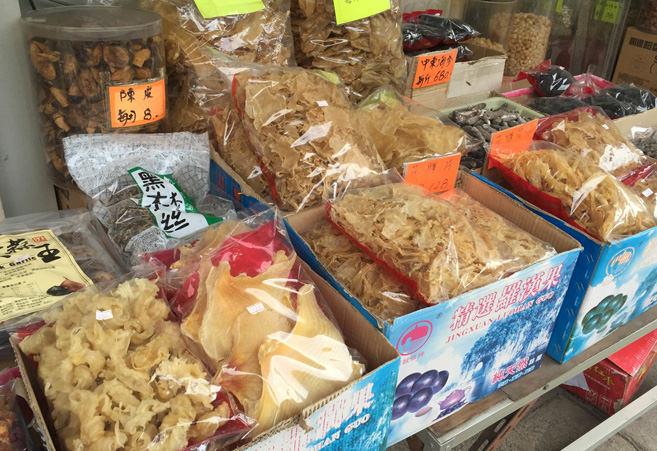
[415,306,657,450]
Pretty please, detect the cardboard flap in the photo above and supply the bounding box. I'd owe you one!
[608,329,657,376]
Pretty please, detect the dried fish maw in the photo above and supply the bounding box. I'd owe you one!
[252,284,364,435]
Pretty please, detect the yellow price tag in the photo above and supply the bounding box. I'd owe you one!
[194,0,265,18]
[333,0,391,25]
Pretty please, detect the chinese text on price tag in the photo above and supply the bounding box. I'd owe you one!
[488,119,539,168]
[404,153,461,193]
[413,48,458,89]
[108,78,166,129]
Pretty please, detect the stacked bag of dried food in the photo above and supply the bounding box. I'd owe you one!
[402,10,480,61]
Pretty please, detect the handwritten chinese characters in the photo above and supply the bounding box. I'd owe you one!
[403,153,461,194]
[412,48,458,89]
[108,78,166,129]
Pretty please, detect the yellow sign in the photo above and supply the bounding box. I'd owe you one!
[194,0,265,18]
[333,0,391,25]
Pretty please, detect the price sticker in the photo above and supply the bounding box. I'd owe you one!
[594,0,621,24]
[412,48,458,90]
[487,119,539,168]
[194,0,265,18]
[403,153,461,194]
[107,78,166,129]
[333,0,391,25]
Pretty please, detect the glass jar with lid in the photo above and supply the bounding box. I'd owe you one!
[505,0,556,75]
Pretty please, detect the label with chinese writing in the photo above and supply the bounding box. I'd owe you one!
[403,153,461,194]
[594,0,621,24]
[129,167,222,239]
[333,0,391,25]
[487,119,539,168]
[0,230,92,323]
[107,78,166,129]
[412,48,458,89]
[194,0,265,18]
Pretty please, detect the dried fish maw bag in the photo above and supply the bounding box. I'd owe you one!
[233,67,386,212]
[16,274,253,451]
[292,0,407,100]
[163,210,365,439]
[303,219,418,323]
[489,141,657,242]
[357,88,466,172]
[327,183,555,305]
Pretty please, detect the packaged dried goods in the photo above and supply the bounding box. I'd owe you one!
[292,0,406,99]
[630,127,657,159]
[0,370,31,450]
[0,210,125,330]
[519,64,575,97]
[64,132,236,263]
[505,1,554,76]
[303,220,418,322]
[600,85,657,115]
[402,12,480,52]
[23,6,166,181]
[327,183,555,305]
[489,142,657,241]
[464,0,514,50]
[162,211,365,437]
[357,88,466,172]
[233,67,386,212]
[17,276,251,450]
[528,97,587,115]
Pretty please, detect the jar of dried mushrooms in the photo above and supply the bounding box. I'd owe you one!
[22,6,166,181]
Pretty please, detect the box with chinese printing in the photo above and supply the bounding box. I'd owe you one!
[563,329,657,415]
[285,172,582,445]
[474,170,657,363]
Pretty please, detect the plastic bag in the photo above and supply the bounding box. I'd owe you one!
[161,211,366,438]
[64,132,236,263]
[16,275,251,450]
[303,219,418,322]
[528,97,587,115]
[489,141,656,241]
[233,67,386,212]
[292,0,406,100]
[357,88,465,172]
[630,127,657,159]
[0,210,125,331]
[0,369,34,450]
[583,92,636,119]
[518,64,574,97]
[327,183,556,305]
[603,85,657,114]
[402,13,480,52]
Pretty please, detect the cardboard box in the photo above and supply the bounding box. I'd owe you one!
[475,171,657,363]
[12,265,400,451]
[563,329,657,415]
[613,27,657,94]
[614,107,657,136]
[286,172,582,445]
[53,184,89,211]
[405,45,507,110]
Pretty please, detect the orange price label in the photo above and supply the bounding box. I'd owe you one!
[108,78,166,129]
[412,48,458,90]
[403,153,461,194]
[487,119,539,168]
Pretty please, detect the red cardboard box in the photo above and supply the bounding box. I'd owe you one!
[563,330,657,415]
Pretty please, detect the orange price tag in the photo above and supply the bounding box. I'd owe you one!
[403,153,461,194]
[487,119,539,168]
[108,78,166,129]
[412,48,458,90]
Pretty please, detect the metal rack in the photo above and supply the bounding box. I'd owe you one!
[414,305,657,450]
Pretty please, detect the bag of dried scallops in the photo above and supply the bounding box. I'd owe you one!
[158,210,366,439]
[327,183,556,305]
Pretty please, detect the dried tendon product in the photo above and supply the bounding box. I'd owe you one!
[234,68,386,211]
[303,220,418,322]
[18,278,249,450]
[328,184,555,305]
[292,0,407,100]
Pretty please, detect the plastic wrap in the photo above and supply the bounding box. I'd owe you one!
[162,211,366,437]
[519,64,574,97]
[631,127,657,159]
[233,67,386,212]
[489,142,656,241]
[303,220,418,322]
[402,12,480,52]
[357,88,466,172]
[603,85,657,114]
[292,0,406,100]
[528,97,587,115]
[64,132,236,263]
[327,183,556,305]
[0,371,32,450]
[17,276,251,450]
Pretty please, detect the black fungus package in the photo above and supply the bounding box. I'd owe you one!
[403,11,479,52]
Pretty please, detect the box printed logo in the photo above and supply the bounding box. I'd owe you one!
[396,321,433,356]
[606,247,635,278]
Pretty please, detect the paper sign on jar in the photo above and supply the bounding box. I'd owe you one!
[487,119,539,169]
[193,0,265,18]
[107,78,166,129]
[412,48,458,89]
[333,0,391,25]
[403,153,461,194]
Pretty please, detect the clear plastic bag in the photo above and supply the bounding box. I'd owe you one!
[357,88,466,173]
[327,183,556,305]
[64,132,236,263]
[518,63,575,97]
[0,369,34,450]
[630,127,657,159]
[160,211,366,438]
[292,0,407,100]
[233,67,386,212]
[0,210,125,331]
[16,275,252,450]
[602,85,657,115]
[528,97,587,116]
[402,12,480,52]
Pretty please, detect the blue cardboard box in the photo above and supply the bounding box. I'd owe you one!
[474,171,657,364]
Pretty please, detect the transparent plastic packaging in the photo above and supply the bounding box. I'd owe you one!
[505,0,555,76]
[402,12,480,52]
[292,0,407,100]
[527,97,587,116]
[16,275,251,450]
[630,127,657,159]
[464,0,516,49]
[233,67,386,212]
[357,88,466,172]
[22,6,166,181]
[0,372,30,451]
[160,211,366,438]
[327,183,556,305]
[518,63,575,97]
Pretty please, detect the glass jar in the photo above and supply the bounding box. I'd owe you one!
[22,6,165,181]
[505,0,555,75]
[465,0,517,48]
